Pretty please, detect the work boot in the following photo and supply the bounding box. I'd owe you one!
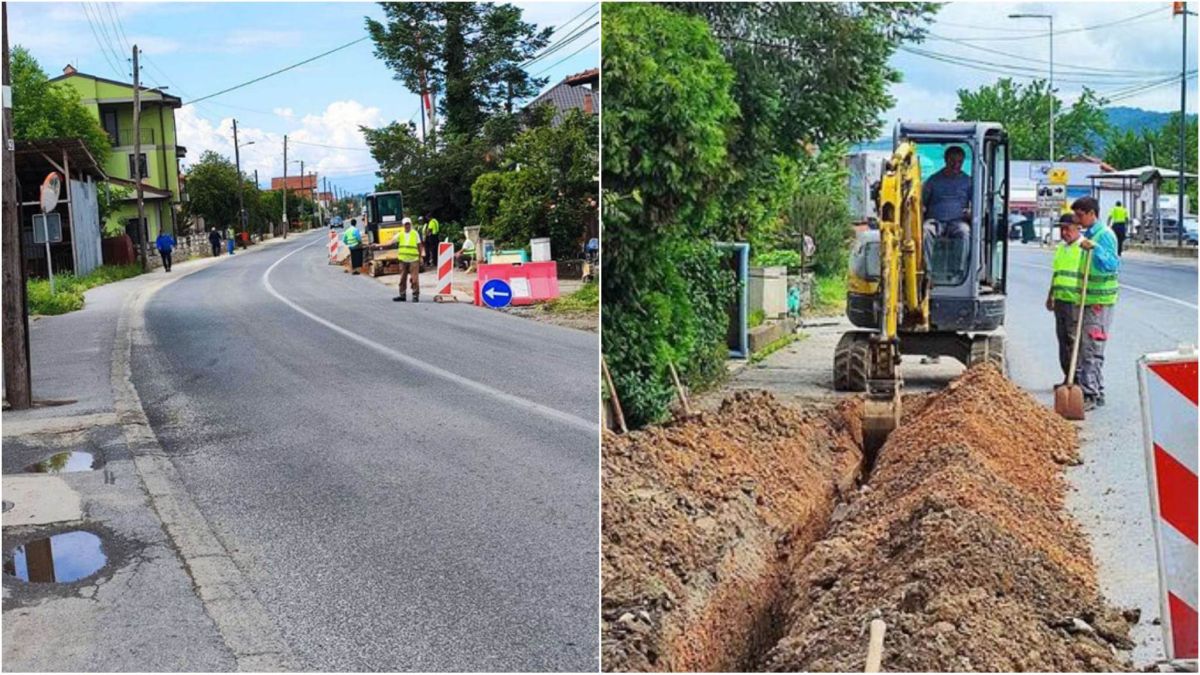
[413,296,420,303]
[352,271,360,276]
[1096,395,1106,407]
[1083,397,1098,412]
[393,295,406,302]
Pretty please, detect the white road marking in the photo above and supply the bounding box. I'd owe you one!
[1009,260,1198,310]
[262,237,595,433]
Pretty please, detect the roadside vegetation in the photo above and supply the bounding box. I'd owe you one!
[27,264,142,316]
[602,2,935,428]
[545,282,597,314]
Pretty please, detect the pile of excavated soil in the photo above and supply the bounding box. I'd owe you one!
[602,392,863,672]
[766,365,1135,672]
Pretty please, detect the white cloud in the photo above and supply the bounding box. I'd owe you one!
[175,100,383,185]
[273,107,295,119]
[217,29,307,53]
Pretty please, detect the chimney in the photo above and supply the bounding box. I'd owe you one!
[582,92,594,115]
[63,64,77,76]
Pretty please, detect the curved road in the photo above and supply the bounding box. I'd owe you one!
[1005,243,1196,664]
[131,232,599,671]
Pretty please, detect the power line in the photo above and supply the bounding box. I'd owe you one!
[107,2,134,53]
[86,2,128,74]
[289,139,373,152]
[100,2,131,55]
[926,6,1168,43]
[899,46,1160,86]
[928,32,1176,76]
[184,36,369,106]
[521,13,598,68]
[78,3,123,77]
[533,36,598,77]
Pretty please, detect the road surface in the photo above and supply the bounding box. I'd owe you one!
[1005,242,1197,664]
[131,232,599,671]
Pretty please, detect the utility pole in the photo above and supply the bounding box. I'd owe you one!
[133,44,149,271]
[233,118,244,236]
[299,160,305,227]
[2,2,33,409]
[1178,2,1193,246]
[282,134,288,239]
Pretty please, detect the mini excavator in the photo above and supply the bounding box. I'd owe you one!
[835,123,1011,454]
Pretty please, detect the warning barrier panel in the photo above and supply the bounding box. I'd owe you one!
[437,243,454,297]
[1138,349,1198,661]
[473,261,559,307]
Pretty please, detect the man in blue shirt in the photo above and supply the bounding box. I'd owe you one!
[922,146,972,273]
[1072,196,1120,410]
[155,230,175,272]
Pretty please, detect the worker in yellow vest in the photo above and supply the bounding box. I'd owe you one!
[1107,201,1129,256]
[422,214,441,267]
[373,216,424,302]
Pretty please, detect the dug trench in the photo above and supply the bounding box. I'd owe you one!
[601,365,1138,672]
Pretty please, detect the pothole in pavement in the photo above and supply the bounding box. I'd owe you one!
[3,530,108,583]
[23,450,99,474]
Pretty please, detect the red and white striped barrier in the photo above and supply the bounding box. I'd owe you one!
[435,242,455,301]
[1138,348,1198,661]
[328,230,339,263]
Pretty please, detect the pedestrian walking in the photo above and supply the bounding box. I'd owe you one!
[342,218,366,275]
[208,227,222,257]
[1107,200,1129,256]
[373,216,424,302]
[1072,197,1120,410]
[226,227,236,255]
[155,230,175,272]
[423,213,440,267]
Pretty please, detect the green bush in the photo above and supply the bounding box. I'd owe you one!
[26,264,141,315]
[546,281,598,314]
[752,249,802,269]
[602,4,739,427]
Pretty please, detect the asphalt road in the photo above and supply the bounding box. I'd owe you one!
[1005,242,1196,664]
[131,232,599,671]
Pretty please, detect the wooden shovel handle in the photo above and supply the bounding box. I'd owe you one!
[1065,249,1092,386]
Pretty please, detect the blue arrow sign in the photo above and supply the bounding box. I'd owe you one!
[481,279,512,308]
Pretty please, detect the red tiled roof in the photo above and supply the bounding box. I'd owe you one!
[270,175,318,191]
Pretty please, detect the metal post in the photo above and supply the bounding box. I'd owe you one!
[1048,16,1054,163]
[233,118,244,235]
[133,45,148,271]
[1179,2,1189,246]
[3,2,33,408]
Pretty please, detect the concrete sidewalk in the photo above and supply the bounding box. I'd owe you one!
[2,231,303,671]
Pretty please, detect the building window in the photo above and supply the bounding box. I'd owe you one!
[102,110,119,145]
[128,153,148,180]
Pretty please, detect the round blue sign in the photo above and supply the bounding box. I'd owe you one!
[481,279,513,308]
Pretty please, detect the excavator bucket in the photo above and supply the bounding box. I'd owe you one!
[861,383,901,462]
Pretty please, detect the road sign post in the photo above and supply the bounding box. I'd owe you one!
[38,172,62,294]
[481,278,512,309]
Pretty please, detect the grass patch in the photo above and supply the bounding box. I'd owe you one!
[27,264,142,316]
[748,308,766,329]
[749,332,798,364]
[810,273,847,316]
[545,282,598,314]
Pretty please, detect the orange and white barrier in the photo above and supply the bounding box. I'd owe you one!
[328,230,339,263]
[1138,348,1198,660]
[436,242,454,299]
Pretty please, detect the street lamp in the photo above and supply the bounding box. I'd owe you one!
[1009,13,1054,163]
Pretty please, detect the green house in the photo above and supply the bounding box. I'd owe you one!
[50,65,186,245]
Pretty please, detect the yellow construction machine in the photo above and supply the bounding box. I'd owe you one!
[835,122,1011,453]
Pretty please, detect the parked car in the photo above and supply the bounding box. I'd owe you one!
[330,215,344,228]
[1183,218,1198,245]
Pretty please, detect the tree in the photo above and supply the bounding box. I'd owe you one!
[955,78,1110,161]
[9,46,110,164]
[365,2,551,140]
[1104,113,1198,213]
[182,151,240,230]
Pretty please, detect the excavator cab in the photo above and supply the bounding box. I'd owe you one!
[836,122,1010,452]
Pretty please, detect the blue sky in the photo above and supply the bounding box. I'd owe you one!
[8,1,599,194]
[884,2,1197,132]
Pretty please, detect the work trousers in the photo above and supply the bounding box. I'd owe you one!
[349,246,365,271]
[425,234,439,266]
[1078,304,1115,400]
[1113,224,1127,256]
[210,241,221,257]
[397,260,420,299]
[1052,300,1082,382]
[922,219,970,274]
[159,250,172,271]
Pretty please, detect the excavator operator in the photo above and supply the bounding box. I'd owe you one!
[921,145,972,273]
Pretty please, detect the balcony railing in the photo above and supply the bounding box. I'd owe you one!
[114,128,155,146]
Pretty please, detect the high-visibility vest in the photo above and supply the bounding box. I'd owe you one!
[1051,234,1119,305]
[1110,205,1128,223]
[1083,225,1119,305]
[343,227,361,247]
[395,229,421,262]
[427,218,439,235]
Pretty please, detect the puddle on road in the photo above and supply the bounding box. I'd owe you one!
[24,451,97,474]
[3,531,107,583]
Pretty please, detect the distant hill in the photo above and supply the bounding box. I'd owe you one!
[852,107,1195,154]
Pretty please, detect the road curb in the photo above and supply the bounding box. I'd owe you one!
[110,239,301,671]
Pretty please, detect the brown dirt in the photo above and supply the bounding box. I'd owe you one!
[765,365,1135,672]
[601,392,863,671]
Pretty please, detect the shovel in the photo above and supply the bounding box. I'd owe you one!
[1054,249,1092,420]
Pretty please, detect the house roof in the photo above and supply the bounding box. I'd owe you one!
[13,138,108,188]
[49,68,183,108]
[563,68,599,87]
[107,176,173,199]
[1087,165,1199,181]
[523,80,598,126]
[270,175,318,191]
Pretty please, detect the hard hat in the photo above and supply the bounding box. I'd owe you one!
[402,217,413,225]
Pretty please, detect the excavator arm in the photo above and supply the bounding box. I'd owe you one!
[862,141,930,453]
